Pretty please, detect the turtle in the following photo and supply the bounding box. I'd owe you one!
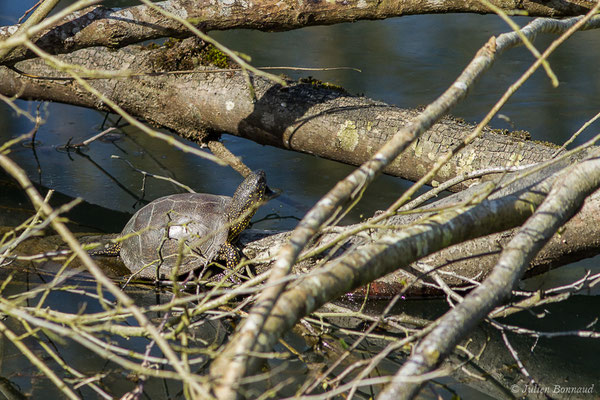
[92,170,267,280]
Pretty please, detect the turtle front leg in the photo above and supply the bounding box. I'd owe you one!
[216,242,242,284]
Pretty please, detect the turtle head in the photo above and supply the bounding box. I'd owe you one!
[226,170,267,240]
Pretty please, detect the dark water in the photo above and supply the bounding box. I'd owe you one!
[1,1,600,399]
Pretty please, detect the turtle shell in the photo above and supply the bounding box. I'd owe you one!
[119,193,231,280]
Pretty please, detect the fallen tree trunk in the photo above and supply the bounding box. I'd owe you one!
[0,39,559,191]
[241,151,600,298]
[2,12,598,299]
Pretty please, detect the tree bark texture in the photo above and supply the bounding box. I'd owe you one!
[0,0,595,64]
[0,40,559,191]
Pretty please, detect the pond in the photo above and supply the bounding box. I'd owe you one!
[0,1,599,399]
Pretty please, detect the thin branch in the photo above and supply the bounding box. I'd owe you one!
[21,38,226,166]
